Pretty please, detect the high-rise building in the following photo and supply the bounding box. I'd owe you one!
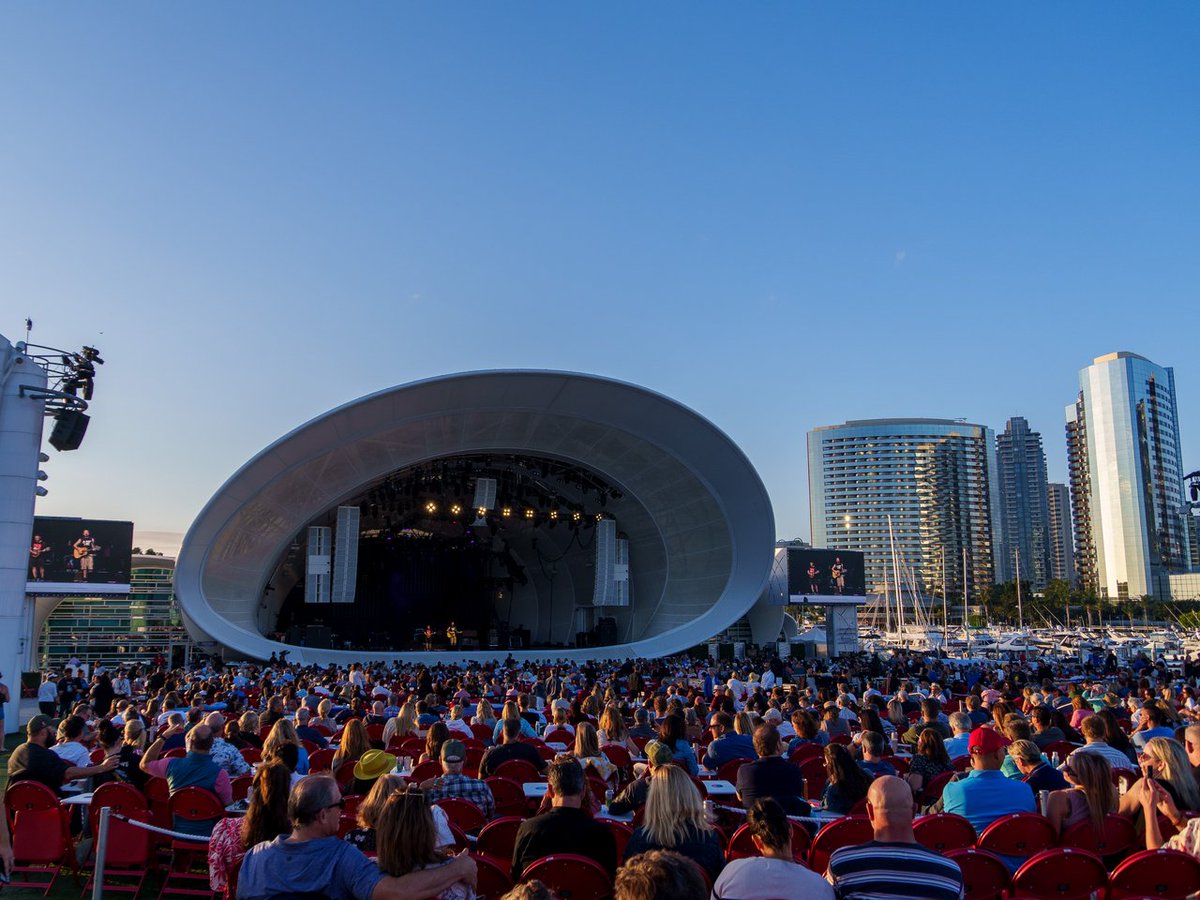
[1065,352,1191,600]
[995,417,1052,590]
[1047,482,1075,586]
[808,419,1001,603]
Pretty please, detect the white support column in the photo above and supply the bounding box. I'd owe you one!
[0,336,48,733]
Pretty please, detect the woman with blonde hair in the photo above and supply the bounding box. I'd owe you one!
[734,711,756,737]
[382,700,420,747]
[474,699,496,726]
[492,700,536,743]
[312,698,337,733]
[343,773,407,854]
[885,699,908,736]
[375,788,473,899]
[237,711,264,749]
[1046,751,1115,835]
[624,764,724,881]
[598,705,638,755]
[573,722,616,782]
[549,705,575,736]
[1120,737,1200,817]
[333,718,371,772]
[264,718,310,774]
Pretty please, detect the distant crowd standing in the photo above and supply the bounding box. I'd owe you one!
[2,645,1200,899]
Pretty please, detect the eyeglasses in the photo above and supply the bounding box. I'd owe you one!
[320,799,346,813]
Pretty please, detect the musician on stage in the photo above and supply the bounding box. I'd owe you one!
[446,621,460,648]
[29,534,50,581]
[423,624,434,651]
[72,529,100,582]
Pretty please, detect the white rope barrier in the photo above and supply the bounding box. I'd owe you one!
[92,806,212,900]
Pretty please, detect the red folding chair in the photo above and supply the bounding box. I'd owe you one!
[717,757,752,784]
[520,853,613,900]
[913,813,977,853]
[1040,741,1080,759]
[630,735,650,752]
[605,819,633,864]
[476,816,524,863]
[952,755,972,772]
[159,786,225,899]
[1107,847,1200,899]
[1059,813,1137,860]
[726,820,810,863]
[435,797,487,834]
[485,776,526,817]
[601,744,632,771]
[544,727,575,745]
[790,743,823,764]
[798,757,827,800]
[84,782,152,896]
[466,746,486,777]
[470,852,514,899]
[309,747,335,772]
[239,746,262,765]
[920,770,958,805]
[230,774,253,802]
[808,815,873,874]
[882,754,910,775]
[162,747,186,760]
[494,759,543,784]
[366,724,385,743]
[1010,847,1107,899]
[5,780,76,895]
[977,812,1057,860]
[409,760,443,783]
[946,847,1011,900]
[472,723,495,743]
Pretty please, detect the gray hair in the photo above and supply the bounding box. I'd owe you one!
[289,774,341,826]
[949,711,972,734]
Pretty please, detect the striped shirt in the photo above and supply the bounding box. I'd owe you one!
[826,840,964,900]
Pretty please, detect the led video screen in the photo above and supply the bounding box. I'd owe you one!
[786,547,866,600]
[27,517,134,591]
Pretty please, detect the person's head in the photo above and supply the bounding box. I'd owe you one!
[921,699,941,723]
[238,711,260,735]
[613,849,707,900]
[659,714,686,748]
[424,721,449,760]
[187,724,214,754]
[1079,715,1106,743]
[861,731,886,760]
[375,787,442,876]
[824,742,871,796]
[356,773,407,830]
[502,881,557,900]
[745,797,793,858]
[967,727,1010,771]
[1143,704,1165,728]
[242,761,293,847]
[440,739,466,775]
[60,715,86,743]
[734,711,755,736]
[204,711,225,732]
[752,724,782,758]
[287,774,345,836]
[574,721,601,759]
[1007,739,1043,775]
[295,707,311,726]
[547,757,587,807]
[1142,737,1200,811]
[123,718,146,750]
[1031,706,1053,730]
[1184,724,1200,767]
[642,764,710,848]
[1061,751,1115,832]
[916,728,951,766]
[792,710,818,740]
[708,711,733,738]
[948,711,972,736]
[864,776,915,838]
[1003,715,1033,743]
[644,739,674,771]
[263,719,300,758]
[501,717,522,744]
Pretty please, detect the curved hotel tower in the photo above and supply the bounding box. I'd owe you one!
[808,419,1001,603]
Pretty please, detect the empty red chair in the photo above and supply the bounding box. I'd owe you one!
[605,819,633,864]
[946,847,1011,900]
[808,816,873,874]
[476,816,524,863]
[240,746,262,765]
[84,782,152,897]
[798,757,827,800]
[726,821,810,863]
[309,747,336,772]
[977,812,1056,860]
[445,821,471,853]
[790,743,823,764]
[829,734,852,746]
[601,744,632,771]
[1059,813,1137,859]
[230,774,253,802]
[1107,847,1200,899]
[1010,847,1107,899]
[717,757,752,783]
[470,852,513,899]
[913,813,977,853]
[920,770,958,804]
[5,780,74,894]
[160,787,225,898]
[543,727,575,745]
[472,722,495,743]
[485,776,526,818]
[90,747,106,764]
[366,724,385,743]
[435,798,487,834]
[465,746,487,776]
[520,853,613,900]
[409,760,443,783]
[494,758,542,784]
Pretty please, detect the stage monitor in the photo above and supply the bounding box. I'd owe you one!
[27,516,133,594]
[786,547,866,603]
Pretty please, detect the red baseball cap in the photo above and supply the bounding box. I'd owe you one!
[968,726,1012,754]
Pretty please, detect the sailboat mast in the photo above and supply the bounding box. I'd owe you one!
[1015,547,1023,630]
[941,551,948,648]
[887,515,904,640]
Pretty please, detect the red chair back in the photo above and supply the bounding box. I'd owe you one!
[366,724,385,742]
[951,755,972,772]
[476,816,524,861]
[798,757,827,800]
[921,770,958,804]
[913,813,977,853]
[312,724,333,737]
[90,747,106,764]
[230,774,253,801]
[485,776,526,817]
[6,780,70,865]
[495,759,542,784]
[882,754,910,775]
[586,775,609,806]
[1010,847,1107,899]
[167,786,225,830]
[309,747,336,772]
[544,727,575,745]
[946,847,1011,900]
[808,815,873,874]
[162,747,186,759]
[790,743,823,764]
[605,819,633,864]
[630,735,650,752]
[829,734,852,745]
[1107,847,1200,899]
[90,783,151,868]
[472,723,495,743]
[520,853,613,900]
[1040,741,1080,759]
[470,852,513,899]
[716,757,751,783]
[726,821,810,863]
[1059,813,1137,859]
[143,775,172,829]
[409,760,443,783]
[977,812,1056,859]
[435,798,487,834]
[240,747,262,764]
[601,744,632,770]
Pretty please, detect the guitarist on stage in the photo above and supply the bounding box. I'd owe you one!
[72,529,101,581]
[29,534,50,581]
[446,621,459,648]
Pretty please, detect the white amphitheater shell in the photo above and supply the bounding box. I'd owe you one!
[175,370,775,664]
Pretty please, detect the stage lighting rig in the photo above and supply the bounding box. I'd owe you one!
[15,337,105,453]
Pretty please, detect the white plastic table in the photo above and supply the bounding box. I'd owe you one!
[60,793,93,806]
[702,779,738,797]
[522,782,550,798]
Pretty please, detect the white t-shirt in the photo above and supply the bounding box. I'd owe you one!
[38,681,57,703]
[712,856,834,900]
[52,741,92,792]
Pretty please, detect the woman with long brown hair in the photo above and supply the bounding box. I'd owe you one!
[821,743,872,815]
[1047,752,1116,836]
[333,718,371,771]
[598,704,638,755]
[375,789,474,900]
[420,722,450,765]
[208,762,292,898]
[573,721,616,782]
[905,729,954,795]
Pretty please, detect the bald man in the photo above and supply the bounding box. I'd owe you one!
[826,776,964,899]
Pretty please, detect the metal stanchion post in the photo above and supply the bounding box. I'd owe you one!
[92,805,110,900]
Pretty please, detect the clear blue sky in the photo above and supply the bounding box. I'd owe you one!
[3,4,1198,553]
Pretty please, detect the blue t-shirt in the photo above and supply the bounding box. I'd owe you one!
[237,835,383,900]
[941,769,1035,835]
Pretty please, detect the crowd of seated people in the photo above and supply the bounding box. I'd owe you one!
[1,646,1199,898]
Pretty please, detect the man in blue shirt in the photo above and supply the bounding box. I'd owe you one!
[941,727,1035,835]
[702,712,757,770]
[1132,705,1175,749]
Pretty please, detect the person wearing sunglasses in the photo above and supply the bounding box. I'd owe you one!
[237,774,476,900]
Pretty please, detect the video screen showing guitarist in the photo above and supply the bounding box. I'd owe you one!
[29,535,50,581]
[72,529,101,581]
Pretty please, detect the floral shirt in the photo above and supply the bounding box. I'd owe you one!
[210,738,252,777]
[1165,817,1200,858]
[207,816,243,897]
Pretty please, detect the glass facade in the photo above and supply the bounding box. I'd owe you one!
[995,417,1052,590]
[37,555,194,671]
[1046,482,1076,586]
[808,419,1000,602]
[1065,393,1098,591]
[1073,352,1191,600]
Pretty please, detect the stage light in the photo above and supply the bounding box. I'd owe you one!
[476,507,487,517]
[501,507,512,518]
[450,504,462,515]
[572,511,582,522]
[425,501,437,514]
[595,512,604,521]
[524,508,535,519]
[549,509,559,520]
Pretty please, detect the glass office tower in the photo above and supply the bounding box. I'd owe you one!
[808,419,1001,602]
[1067,352,1191,600]
[995,417,1052,590]
[1047,482,1076,586]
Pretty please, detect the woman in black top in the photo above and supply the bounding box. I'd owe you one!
[821,743,871,815]
[625,765,724,881]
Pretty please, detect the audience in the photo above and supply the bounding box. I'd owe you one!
[703,711,757,770]
[940,727,1035,834]
[822,743,872,815]
[208,761,292,897]
[1045,751,1116,836]
[421,738,496,819]
[8,714,117,795]
[1008,739,1068,793]
[511,758,617,880]
[624,765,724,881]
[713,798,833,899]
[375,787,476,900]
[614,849,707,900]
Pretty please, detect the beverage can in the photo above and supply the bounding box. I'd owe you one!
[1038,790,1049,816]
